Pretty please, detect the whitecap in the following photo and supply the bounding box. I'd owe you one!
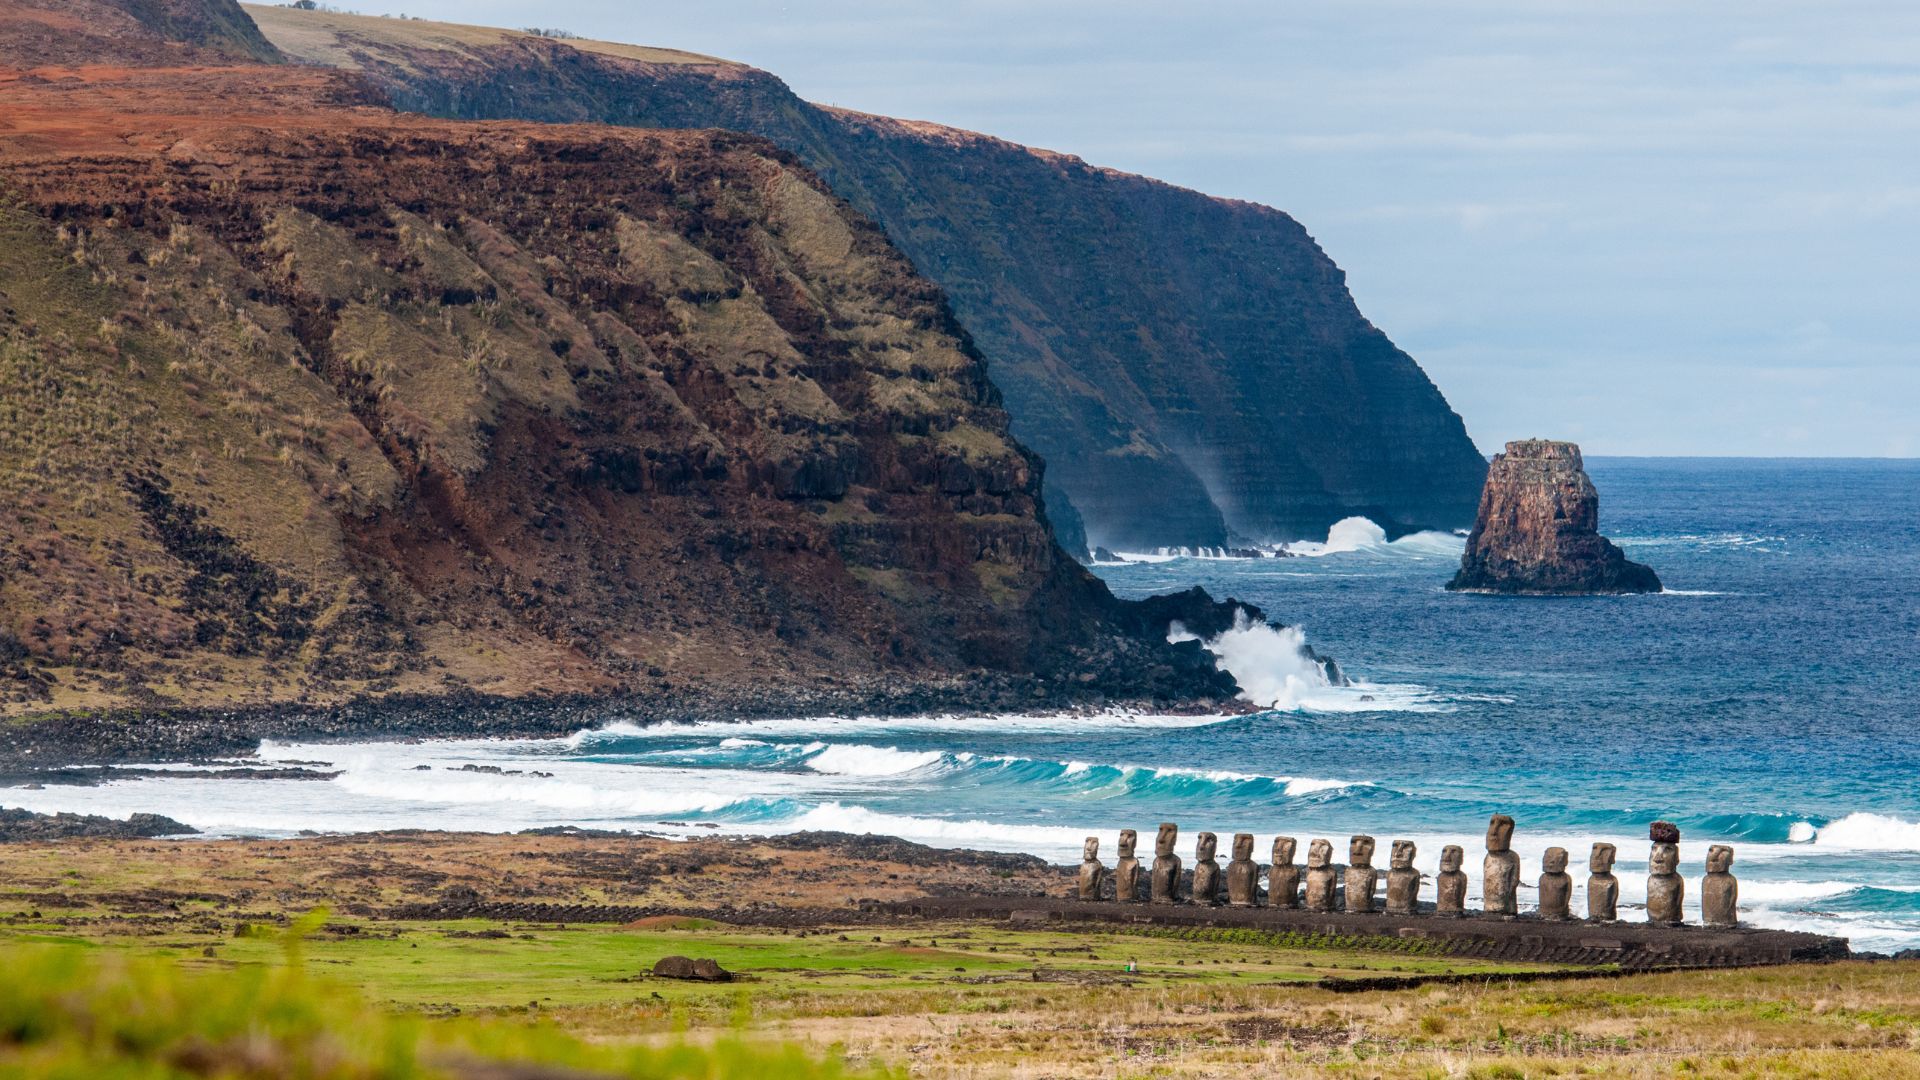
[802,744,946,777]
[1811,812,1920,852]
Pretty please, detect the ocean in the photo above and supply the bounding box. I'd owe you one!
[10,458,1920,949]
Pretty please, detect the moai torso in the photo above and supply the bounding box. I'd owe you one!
[1646,841,1684,925]
[1267,836,1301,909]
[1384,839,1421,915]
[1113,829,1144,902]
[1077,836,1107,901]
[1225,833,1261,907]
[1537,846,1573,920]
[1435,844,1467,916]
[1483,815,1520,916]
[1587,842,1619,921]
[1149,823,1183,904]
[1344,835,1379,913]
[1303,838,1338,912]
[1191,832,1222,905]
[1701,844,1738,927]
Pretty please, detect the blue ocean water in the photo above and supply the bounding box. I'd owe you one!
[10,459,1920,948]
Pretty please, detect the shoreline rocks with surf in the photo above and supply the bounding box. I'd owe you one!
[1448,439,1661,595]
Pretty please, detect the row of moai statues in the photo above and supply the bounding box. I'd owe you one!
[1077,817,1739,926]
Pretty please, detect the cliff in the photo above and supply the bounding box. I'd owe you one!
[0,24,1239,718]
[1447,440,1661,595]
[243,5,1490,551]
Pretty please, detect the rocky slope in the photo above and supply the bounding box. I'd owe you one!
[0,8,1245,720]
[243,5,1490,551]
[1447,440,1661,595]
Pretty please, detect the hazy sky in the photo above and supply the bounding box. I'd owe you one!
[344,1,1920,456]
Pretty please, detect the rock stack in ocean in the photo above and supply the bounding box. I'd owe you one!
[1448,439,1662,595]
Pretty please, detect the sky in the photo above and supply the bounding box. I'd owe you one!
[339,1,1920,456]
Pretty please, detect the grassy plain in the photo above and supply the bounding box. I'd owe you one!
[1,832,1917,1077]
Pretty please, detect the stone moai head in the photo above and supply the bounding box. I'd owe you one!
[1390,840,1416,870]
[1590,842,1616,874]
[1233,833,1254,861]
[1272,836,1297,865]
[1117,829,1137,859]
[1707,844,1734,873]
[1543,846,1568,874]
[1083,836,1100,862]
[1439,844,1464,873]
[1348,835,1376,866]
[1307,838,1333,868]
[1195,832,1218,861]
[1486,814,1515,853]
[1649,841,1679,875]
[1155,823,1178,858]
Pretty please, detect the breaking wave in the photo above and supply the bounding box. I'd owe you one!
[1169,608,1445,712]
[1284,517,1464,559]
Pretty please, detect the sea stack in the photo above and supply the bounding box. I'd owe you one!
[1448,439,1661,594]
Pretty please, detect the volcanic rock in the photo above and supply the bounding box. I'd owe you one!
[1448,440,1661,595]
[651,955,732,982]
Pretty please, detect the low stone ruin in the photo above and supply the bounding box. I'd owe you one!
[1072,816,1743,927]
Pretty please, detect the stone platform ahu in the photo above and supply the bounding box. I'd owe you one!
[1078,817,1742,928]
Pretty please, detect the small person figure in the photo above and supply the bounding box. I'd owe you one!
[1701,844,1738,927]
[1537,846,1573,920]
[1267,836,1301,909]
[1225,833,1261,907]
[1434,844,1468,916]
[1646,840,1684,925]
[1150,823,1183,904]
[1483,814,1520,917]
[1384,839,1421,915]
[1303,838,1338,912]
[1344,835,1379,913]
[1191,832,1222,905]
[1587,842,1620,921]
[1113,829,1144,902]
[1077,836,1106,901]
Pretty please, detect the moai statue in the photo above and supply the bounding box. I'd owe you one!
[1113,829,1144,902]
[1537,846,1573,920]
[1701,845,1738,927]
[1267,836,1301,909]
[1483,814,1520,917]
[1303,838,1338,912]
[1384,839,1421,915]
[1149,823,1183,904]
[1646,841,1684,925]
[1225,833,1261,907]
[1191,832,1222,905]
[1587,842,1620,921]
[1435,845,1468,916]
[1077,836,1107,901]
[1344,835,1379,914]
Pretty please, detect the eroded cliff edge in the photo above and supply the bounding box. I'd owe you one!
[242,4,1490,551]
[0,13,1248,726]
[1447,440,1660,595]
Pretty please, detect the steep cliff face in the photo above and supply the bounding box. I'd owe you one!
[0,52,1235,715]
[0,0,282,65]
[244,5,1490,550]
[1448,440,1661,595]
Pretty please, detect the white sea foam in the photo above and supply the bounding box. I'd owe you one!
[560,709,1239,748]
[1811,812,1920,852]
[1283,517,1465,559]
[802,744,946,777]
[1170,608,1444,713]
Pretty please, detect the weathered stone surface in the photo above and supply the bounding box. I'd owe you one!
[1435,844,1468,917]
[1702,845,1738,927]
[1191,832,1221,906]
[652,955,731,982]
[1113,829,1143,903]
[1647,842,1685,926]
[1384,839,1421,916]
[1303,838,1337,912]
[1588,842,1621,921]
[1650,821,1681,845]
[1077,836,1106,901]
[1538,846,1573,921]
[1225,833,1260,907]
[1268,836,1301,909]
[1344,835,1379,914]
[1150,823,1183,904]
[1448,440,1660,595]
[1483,815,1520,917]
